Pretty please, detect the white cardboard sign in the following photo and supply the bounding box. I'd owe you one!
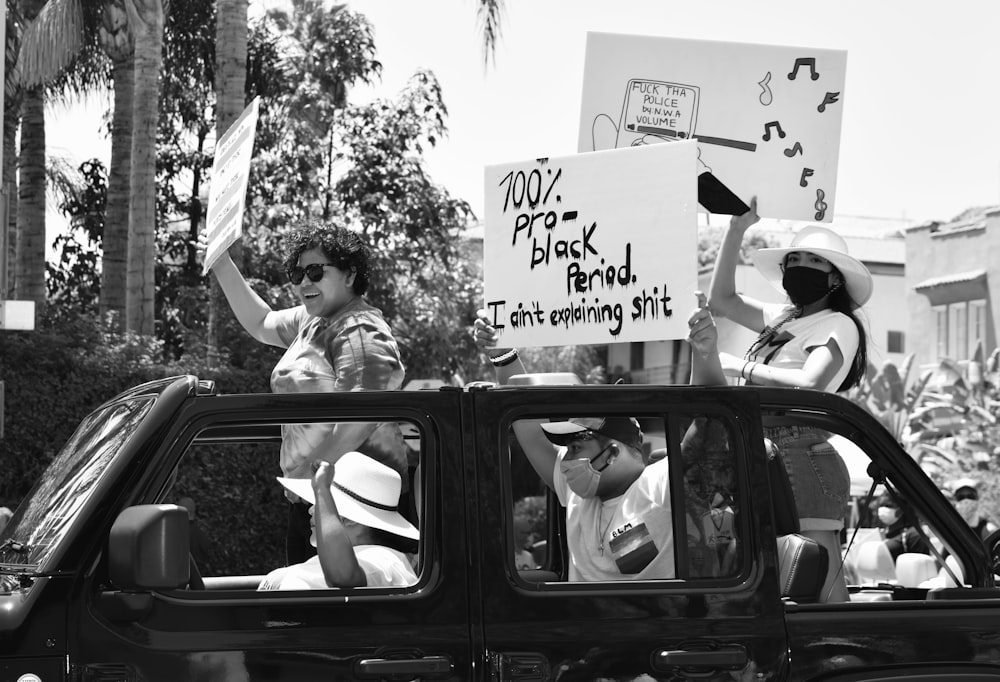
[483,141,698,348]
[579,33,847,221]
[202,97,261,275]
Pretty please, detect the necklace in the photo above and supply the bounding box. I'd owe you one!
[597,505,616,555]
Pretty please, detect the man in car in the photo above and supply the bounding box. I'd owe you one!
[472,314,674,581]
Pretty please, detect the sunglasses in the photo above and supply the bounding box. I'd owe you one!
[286,263,336,285]
[954,490,978,502]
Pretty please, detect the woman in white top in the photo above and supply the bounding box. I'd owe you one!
[695,197,873,602]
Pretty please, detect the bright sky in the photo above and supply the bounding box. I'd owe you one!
[344,0,1000,225]
[48,0,1000,232]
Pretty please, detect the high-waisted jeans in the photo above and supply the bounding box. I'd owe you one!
[765,424,850,531]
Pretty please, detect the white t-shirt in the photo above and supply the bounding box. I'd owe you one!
[553,455,675,581]
[258,545,417,590]
[748,304,860,393]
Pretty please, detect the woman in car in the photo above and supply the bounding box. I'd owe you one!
[210,220,409,564]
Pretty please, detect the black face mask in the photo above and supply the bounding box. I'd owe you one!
[782,266,833,306]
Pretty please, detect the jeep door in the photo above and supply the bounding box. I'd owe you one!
[470,385,790,681]
[70,389,474,681]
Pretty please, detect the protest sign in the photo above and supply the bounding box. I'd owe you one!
[202,97,260,274]
[579,33,847,221]
[483,141,698,348]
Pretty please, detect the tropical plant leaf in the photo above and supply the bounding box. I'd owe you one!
[18,0,85,88]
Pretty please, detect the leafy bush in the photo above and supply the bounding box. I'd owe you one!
[0,311,283,573]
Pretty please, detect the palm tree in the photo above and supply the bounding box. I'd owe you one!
[18,0,165,334]
[475,0,504,66]
[2,3,24,298]
[123,0,162,334]
[17,0,119,319]
[206,0,247,362]
[13,0,48,306]
[96,0,133,330]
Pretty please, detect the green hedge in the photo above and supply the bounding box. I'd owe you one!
[0,314,286,575]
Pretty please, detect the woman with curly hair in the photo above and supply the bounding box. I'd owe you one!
[211,220,408,564]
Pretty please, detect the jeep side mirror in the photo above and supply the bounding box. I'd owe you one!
[108,505,190,590]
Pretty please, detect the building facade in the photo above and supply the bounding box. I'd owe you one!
[905,206,1000,371]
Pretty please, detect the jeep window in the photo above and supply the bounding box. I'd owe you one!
[507,412,744,584]
[0,396,156,578]
[160,418,422,592]
[761,407,959,602]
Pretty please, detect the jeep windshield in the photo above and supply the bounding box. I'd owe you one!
[0,377,194,587]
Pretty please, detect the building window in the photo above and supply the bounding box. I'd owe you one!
[887,331,904,354]
[949,302,968,361]
[933,299,987,362]
[934,306,947,360]
[970,300,988,359]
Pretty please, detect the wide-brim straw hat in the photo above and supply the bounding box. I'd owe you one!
[750,225,873,309]
[277,451,418,540]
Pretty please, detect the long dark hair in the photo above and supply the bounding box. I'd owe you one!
[745,265,868,393]
[827,275,868,392]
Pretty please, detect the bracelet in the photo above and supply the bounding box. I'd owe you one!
[747,362,757,384]
[740,360,750,381]
[489,349,519,367]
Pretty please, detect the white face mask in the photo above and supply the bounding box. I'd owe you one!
[560,457,602,498]
[877,506,900,526]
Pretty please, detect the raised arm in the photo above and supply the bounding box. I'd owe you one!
[313,462,367,588]
[210,251,285,346]
[686,291,726,385]
[707,196,767,333]
[473,311,559,490]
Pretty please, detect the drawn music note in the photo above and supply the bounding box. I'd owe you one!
[784,142,804,157]
[758,71,773,106]
[814,188,828,221]
[799,168,814,187]
[788,57,819,81]
[762,121,786,142]
[818,91,841,113]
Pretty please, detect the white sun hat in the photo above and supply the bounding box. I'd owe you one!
[277,451,418,540]
[750,225,874,309]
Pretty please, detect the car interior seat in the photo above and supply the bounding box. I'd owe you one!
[895,552,939,587]
[853,541,896,584]
[776,533,828,602]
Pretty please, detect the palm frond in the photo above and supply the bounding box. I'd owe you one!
[475,0,504,67]
[18,0,85,89]
[45,154,84,215]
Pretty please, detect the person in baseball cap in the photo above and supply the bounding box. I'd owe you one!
[539,417,644,452]
[470,312,676,582]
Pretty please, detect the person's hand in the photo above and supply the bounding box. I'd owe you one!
[472,309,513,356]
[728,195,759,235]
[312,460,335,499]
[188,231,209,267]
[686,291,718,356]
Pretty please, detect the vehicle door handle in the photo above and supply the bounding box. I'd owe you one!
[652,644,748,671]
[356,654,453,677]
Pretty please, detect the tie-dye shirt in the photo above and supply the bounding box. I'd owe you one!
[270,298,406,480]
